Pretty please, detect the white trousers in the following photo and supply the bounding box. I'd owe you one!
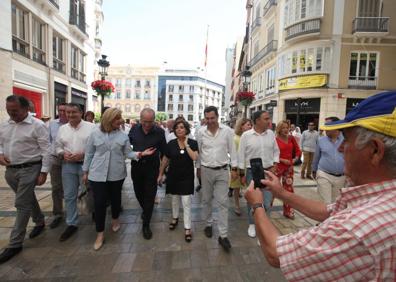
[316,170,346,204]
[172,195,192,229]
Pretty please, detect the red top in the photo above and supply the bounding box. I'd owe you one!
[276,136,301,170]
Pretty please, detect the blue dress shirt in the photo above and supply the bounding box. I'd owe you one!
[312,134,344,175]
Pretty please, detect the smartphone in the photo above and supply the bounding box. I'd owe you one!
[250,158,265,189]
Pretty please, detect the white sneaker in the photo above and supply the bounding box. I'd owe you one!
[247,224,256,238]
[257,239,261,246]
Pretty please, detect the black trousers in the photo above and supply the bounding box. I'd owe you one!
[89,179,124,232]
[131,160,159,226]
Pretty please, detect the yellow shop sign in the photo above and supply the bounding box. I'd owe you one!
[279,74,327,90]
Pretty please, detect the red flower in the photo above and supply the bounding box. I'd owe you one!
[236,91,255,106]
[91,80,115,96]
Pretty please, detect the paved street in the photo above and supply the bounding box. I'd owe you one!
[0,163,320,281]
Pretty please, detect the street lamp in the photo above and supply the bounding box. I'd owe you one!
[296,97,302,128]
[241,65,252,91]
[97,55,110,112]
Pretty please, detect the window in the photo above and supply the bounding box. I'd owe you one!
[168,85,174,92]
[79,50,86,83]
[169,114,173,119]
[71,45,79,80]
[53,34,65,73]
[126,90,131,99]
[116,79,122,87]
[12,4,29,57]
[116,91,121,99]
[358,0,381,17]
[178,104,183,111]
[144,90,150,100]
[126,79,131,87]
[179,95,183,101]
[135,80,141,88]
[265,66,276,93]
[125,104,131,113]
[135,90,141,99]
[254,40,259,57]
[189,95,193,102]
[134,104,141,113]
[292,51,298,73]
[169,94,173,102]
[188,105,193,111]
[178,85,184,92]
[189,85,194,92]
[188,115,193,121]
[267,24,274,42]
[284,0,323,27]
[32,17,46,64]
[307,48,314,71]
[168,104,173,111]
[145,80,151,88]
[349,52,377,80]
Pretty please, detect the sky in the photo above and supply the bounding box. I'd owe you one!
[101,0,246,84]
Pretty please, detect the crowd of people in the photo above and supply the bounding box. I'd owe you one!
[0,91,395,280]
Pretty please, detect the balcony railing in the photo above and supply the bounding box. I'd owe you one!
[285,18,321,41]
[263,0,277,16]
[352,17,389,33]
[32,47,46,65]
[12,37,30,58]
[348,76,377,89]
[252,17,262,32]
[49,0,59,9]
[53,58,65,74]
[249,40,278,67]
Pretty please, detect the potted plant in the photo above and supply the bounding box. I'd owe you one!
[236,91,255,117]
[91,80,115,112]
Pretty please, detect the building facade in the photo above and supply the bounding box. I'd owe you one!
[158,69,225,124]
[0,0,102,121]
[104,65,160,119]
[238,0,396,130]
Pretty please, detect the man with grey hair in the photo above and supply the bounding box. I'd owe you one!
[128,108,167,239]
[0,95,51,264]
[245,91,396,281]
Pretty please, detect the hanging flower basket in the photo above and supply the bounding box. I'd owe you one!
[91,80,115,97]
[237,91,255,106]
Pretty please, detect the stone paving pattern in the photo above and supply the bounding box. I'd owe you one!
[0,163,320,281]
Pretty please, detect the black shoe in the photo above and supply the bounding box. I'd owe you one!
[218,237,232,252]
[59,225,78,242]
[0,247,22,264]
[204,226,212,238]
[49,217,62,229]
[195,185,201,192]
[142,225,152,240]
[29,224,45,239]
[228,189,233,197]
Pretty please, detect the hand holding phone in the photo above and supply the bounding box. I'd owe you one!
[250,158,266,189]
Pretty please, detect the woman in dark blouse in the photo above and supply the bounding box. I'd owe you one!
[158,119,198,242]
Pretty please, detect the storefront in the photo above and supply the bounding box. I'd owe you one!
[13,87,42,118]
[71,88,87,113]
[54,82,67,117]
[285,98,320,131]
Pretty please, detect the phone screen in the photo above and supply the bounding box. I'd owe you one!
[249,158,265,189]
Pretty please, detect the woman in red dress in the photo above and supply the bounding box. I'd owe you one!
[275,121,301,219]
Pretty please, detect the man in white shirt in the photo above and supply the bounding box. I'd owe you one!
[238,110,279,238]
[300,122,319,179]
[196,106,237,252]
[47,103,68,229]
[0,95,51,264]
[55,103,95,241]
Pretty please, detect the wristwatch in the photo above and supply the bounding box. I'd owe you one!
[252,203,264,215]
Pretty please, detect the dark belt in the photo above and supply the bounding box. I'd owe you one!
[324,170,344,177]
[63,161,84,164]
[203,164,228,170]
[8,160,42,169]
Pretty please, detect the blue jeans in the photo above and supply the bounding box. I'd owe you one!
[62,162,83,226]
[246,168,272,224]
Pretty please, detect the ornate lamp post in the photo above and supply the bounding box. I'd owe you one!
[240,66,253,117]
[97,55,110,112]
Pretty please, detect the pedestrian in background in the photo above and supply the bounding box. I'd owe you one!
[300,122,319,179]
[196,106,237,251]
[229,117,252,215]
[47,102,68,229]
[84,111,95,123]
[275,121,301,219]
[128,108,166,240]
[238,110,279,238]
[0,95,51,264]
[55,103,95,242]
[312,117,345,204]
[158,119,198,242]
[82,108,155,250]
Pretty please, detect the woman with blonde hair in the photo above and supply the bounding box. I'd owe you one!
[82,108,155,250]
[275,120,301,219]
[230,117,252,215]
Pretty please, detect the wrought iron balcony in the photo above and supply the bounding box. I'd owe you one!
[249,40,278,67]
[352,17,389,33]
[263,0,276,17]
[285,18,321,41]
[348,76,377,89]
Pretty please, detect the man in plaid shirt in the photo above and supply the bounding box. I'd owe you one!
[245,91,396,281]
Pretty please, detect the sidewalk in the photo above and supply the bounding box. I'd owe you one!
[0,164,320,281]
